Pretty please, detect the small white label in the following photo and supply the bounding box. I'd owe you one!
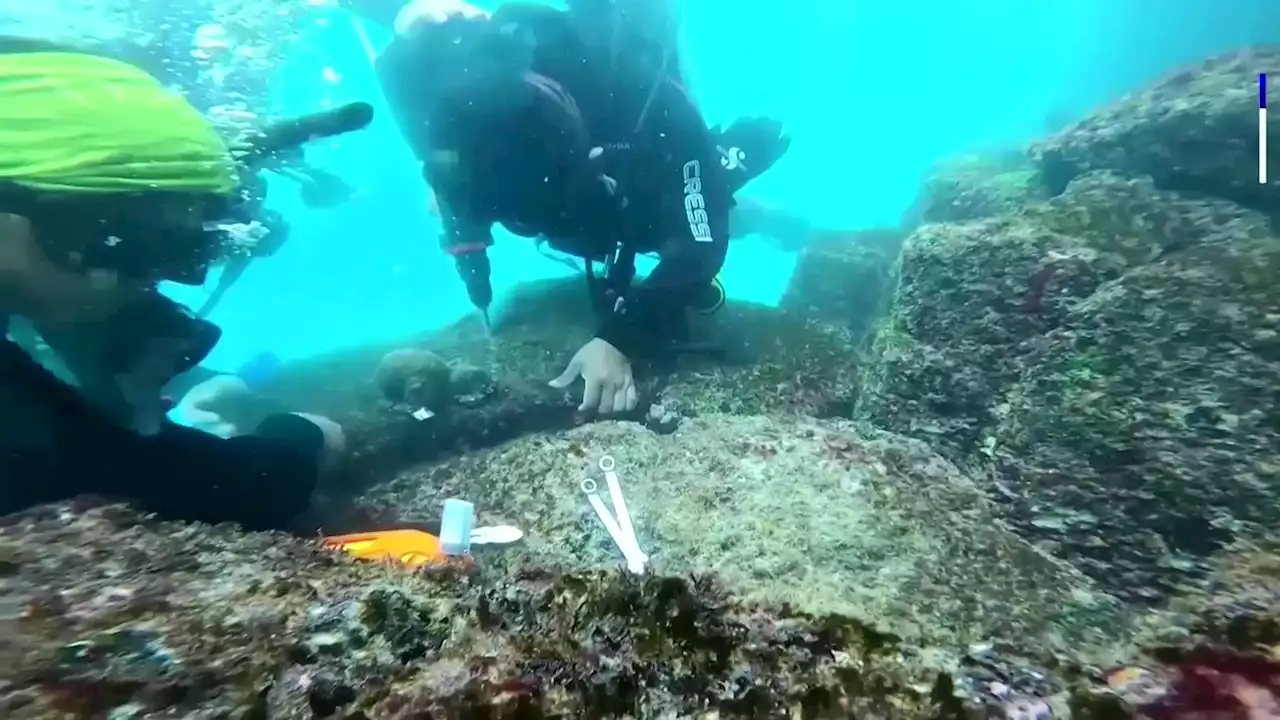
[411,407,435,421]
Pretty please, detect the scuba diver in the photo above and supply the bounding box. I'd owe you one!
[195,100,374,318]
[370,0,791,415]
[0,38,345,531]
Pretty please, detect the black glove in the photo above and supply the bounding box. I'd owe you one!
[711,116,791,194]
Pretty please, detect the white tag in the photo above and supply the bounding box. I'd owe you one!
[411,407,435,421]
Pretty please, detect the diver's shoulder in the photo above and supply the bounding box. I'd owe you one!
[490,2,574,34]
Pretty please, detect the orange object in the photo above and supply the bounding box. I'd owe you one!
[322,529,452,569]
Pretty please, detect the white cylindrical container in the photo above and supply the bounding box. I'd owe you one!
[439,498,475,556]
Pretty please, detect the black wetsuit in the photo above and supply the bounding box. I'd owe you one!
[0,314,323,531]
[0,41,331,530]
[376,3,730,360]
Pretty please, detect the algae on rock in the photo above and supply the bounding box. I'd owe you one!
[903,151,1048,228]
[1031,47,1280,215]
[0,503,955,719]
[354,414,1130,656]
[779,228,906,350]
[857,170,1280,602]
[272,276,866,482]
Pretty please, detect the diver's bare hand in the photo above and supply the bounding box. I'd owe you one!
[291,413,347,473]
[548,338,638,415]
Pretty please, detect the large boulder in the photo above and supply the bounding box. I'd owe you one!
[348,413,1128,655]
[271,277,864,485]
[901,151,1049,228]
[1031,48,1278,213]
[779,228,907,348]
[856,170,1280,601]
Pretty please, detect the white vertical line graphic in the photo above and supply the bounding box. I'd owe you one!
[1260,73,1268,185]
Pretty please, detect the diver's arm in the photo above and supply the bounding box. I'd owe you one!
[434,187,495,315]
[594,80,729,359]
[144,414,324,531]
[0,343,322,531]
[729,198,813,249]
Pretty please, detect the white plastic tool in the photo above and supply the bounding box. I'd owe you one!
[470,525,524,546]
[581,455,648,574]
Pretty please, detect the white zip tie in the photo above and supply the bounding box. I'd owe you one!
[581,455,647,574]
[600,457,646,564]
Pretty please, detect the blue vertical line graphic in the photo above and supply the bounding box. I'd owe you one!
[1262,73,1268,109]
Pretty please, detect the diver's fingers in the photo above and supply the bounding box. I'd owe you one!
[596,380,618,415]
[579,376,603,413]
[624,381,638,412]
[549,356,582,389]
[611,384,629,415]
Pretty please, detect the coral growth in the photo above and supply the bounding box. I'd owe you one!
[0,503,956,719]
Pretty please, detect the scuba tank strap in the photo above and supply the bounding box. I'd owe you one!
[583,241,637,318]
[608,244,637,294]
[584,253,609,316]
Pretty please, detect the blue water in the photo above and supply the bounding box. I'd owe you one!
[163,0,1275,369]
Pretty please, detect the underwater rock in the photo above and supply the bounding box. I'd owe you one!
[1132,538,1280,652]
[485,278,865,421]
[902,150,1048,228]
[1031,48,1280,215]
[372,347,453,411]
[779,228,906,347]
[274,276,864,485]
[0,501,966,719]
[856,169,1280,602]
[662,303,862,420]
[351,413,1128,655]
[446,360,494,405]
[1082,540,1280,718]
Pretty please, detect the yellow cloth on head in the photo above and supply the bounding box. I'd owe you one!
[0,52,236,196]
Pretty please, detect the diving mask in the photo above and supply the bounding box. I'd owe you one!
[0,185,235,286]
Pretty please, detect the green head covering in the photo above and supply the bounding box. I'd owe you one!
[0,51,237,196]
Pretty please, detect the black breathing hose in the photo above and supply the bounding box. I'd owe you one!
[239,101,376,168]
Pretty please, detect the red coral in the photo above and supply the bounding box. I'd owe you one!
[1137,646,1280,719]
